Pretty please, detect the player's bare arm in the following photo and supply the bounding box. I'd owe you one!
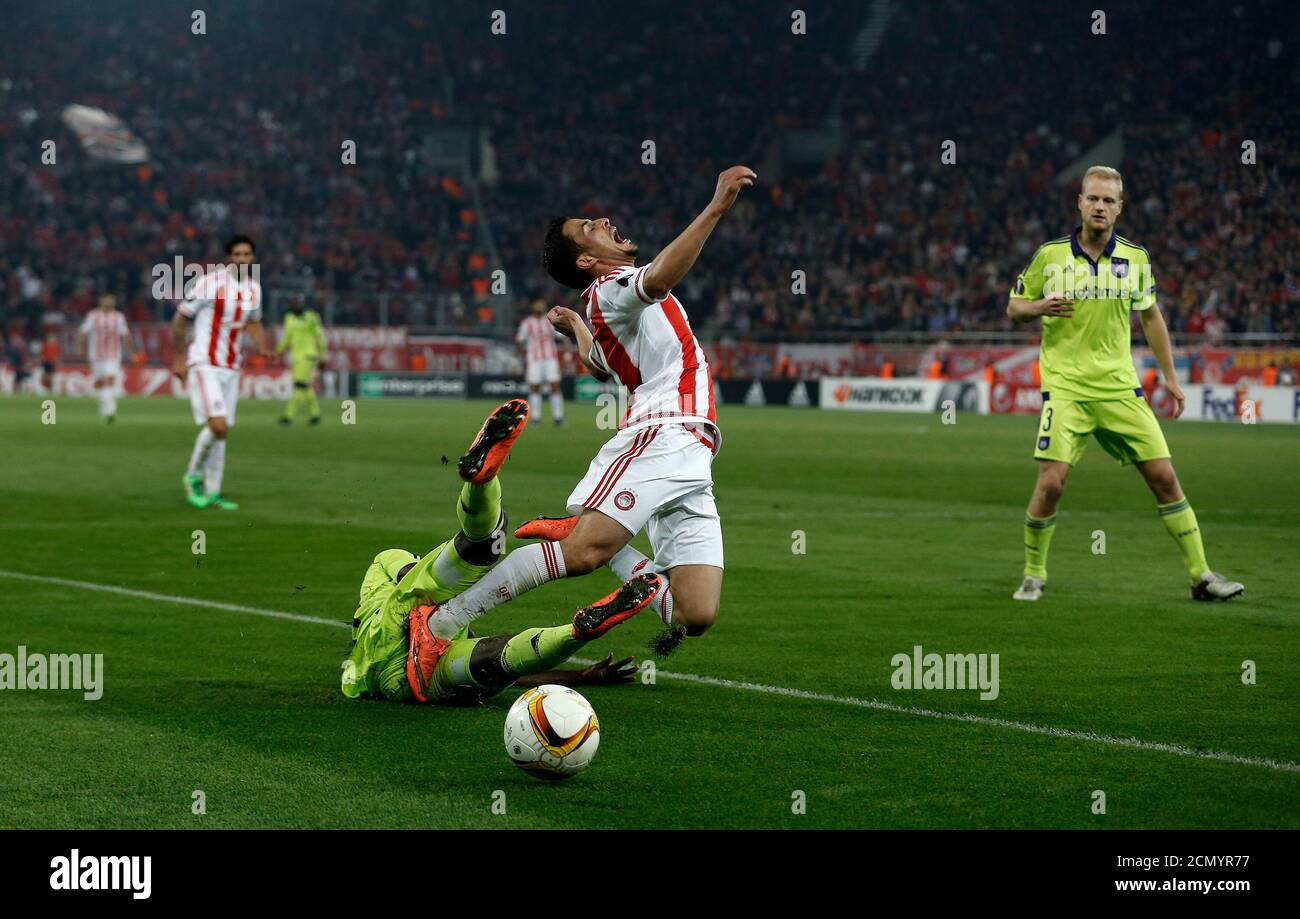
[640,165,756,300]
[514,654,637,688]
[170,311,192,381]
[245,319,274,358]
[549,306,611,382]
[1006,290,1074,322]
[1138,304,1185,417]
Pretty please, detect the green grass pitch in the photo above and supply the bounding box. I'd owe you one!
[1,394,1297,828]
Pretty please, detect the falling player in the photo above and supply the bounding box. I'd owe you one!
[409,165,754,654]
[342,399,657,704]
[516,297,565,426]
[1007,166,1244,602]
[77,293,135,422]
[172,235,272,510]
[276,293,327,426]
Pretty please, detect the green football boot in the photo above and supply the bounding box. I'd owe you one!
[183,473,206,507]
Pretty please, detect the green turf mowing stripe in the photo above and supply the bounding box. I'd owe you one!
[4,568,1297,777]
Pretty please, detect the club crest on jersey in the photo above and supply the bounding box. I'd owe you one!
[1111,257,1129,278]
[1038,436,1051,450]
[614,490,637,511]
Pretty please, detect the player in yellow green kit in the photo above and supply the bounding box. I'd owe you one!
[277,295,326,425]
[1006,166,1243,603]
[342,399,662,704]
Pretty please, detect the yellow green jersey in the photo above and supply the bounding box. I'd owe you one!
[1010,228,1157,401]
[277,308,326,360]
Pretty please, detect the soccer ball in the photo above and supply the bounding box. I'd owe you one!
[503,684,601,780]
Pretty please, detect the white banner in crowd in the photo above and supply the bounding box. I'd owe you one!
[823,376,1300,425]
[1172,384,1300,424]
[819,377,989,414]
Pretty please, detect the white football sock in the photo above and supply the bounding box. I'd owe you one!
[204,439,226,496]
[528,390,541,422]
[105,388,117,417]
[549,391,564,422]
[187,427,215,476]
[97,387,111,417]
[433,542,566,638]
[607,545,674,625]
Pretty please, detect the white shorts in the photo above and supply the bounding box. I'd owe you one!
[189,365,240,426]
[566,423,723,570]
[91,360,122,381]
[524,358,561,386]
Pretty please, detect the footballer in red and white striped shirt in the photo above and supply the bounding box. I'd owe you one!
[423,165,756,657]
[171,235,273,511]
[515,297,565,426]
[77,293,136,422]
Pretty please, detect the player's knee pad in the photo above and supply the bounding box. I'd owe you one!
[467,634,513,688]
[455,511,508,566]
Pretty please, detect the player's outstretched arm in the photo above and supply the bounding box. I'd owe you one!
[549,306,611,382]
[640,165,755,300]
[514,654,637,687]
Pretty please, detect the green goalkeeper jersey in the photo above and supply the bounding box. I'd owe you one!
[277,309,326,360]
[1009,227,1157,401]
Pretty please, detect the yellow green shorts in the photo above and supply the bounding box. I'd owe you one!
[1032,395,1170,466]
[291,353,319,385]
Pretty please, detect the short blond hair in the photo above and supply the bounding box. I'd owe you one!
[1082,165,1124,198]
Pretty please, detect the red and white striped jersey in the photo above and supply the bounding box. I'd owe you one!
[515,315,561,363]
[582,264,719,451]
[178,270,262,370]
[79,309,129,362]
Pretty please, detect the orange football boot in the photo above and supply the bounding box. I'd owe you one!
[513,514,579,541]
[406,604,451,703]
[572,573,663,640]
[458,399,531,484]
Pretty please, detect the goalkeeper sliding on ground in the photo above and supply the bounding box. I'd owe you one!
[341,399,661,704]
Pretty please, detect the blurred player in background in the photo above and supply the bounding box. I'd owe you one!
[276,293,327,426]
[172,235,271,511]
[6,328,31,393]
[39,332,60,393]
[343,399,654,704]
[415,165,754,655]
[516,297,565,426]
[1007,166,1243,603]
[77,293,135,422]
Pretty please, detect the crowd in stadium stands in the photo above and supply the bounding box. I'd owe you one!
[1,0,1297,358]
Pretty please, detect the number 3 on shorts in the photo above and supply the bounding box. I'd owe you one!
[1041,405,1053,432]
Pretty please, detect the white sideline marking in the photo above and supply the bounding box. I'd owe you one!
[0,570,344,628]
[4,569,1298,776]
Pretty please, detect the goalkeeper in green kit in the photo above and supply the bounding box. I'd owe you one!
[341,399,662,704]
[277,294,327,425]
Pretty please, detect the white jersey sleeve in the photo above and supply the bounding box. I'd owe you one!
[591,265,666,319]
[178,272,217,319]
